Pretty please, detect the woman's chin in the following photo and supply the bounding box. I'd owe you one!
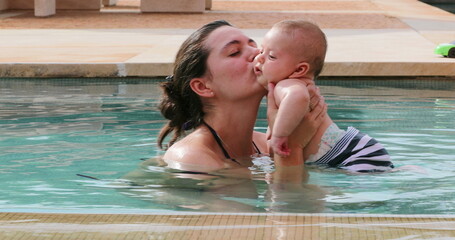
[256,80,268,90]
[254,82,268,95]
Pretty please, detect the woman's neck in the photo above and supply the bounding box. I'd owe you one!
[203,98,262,159]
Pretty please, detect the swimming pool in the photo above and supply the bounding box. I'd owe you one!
[0,78,454,214]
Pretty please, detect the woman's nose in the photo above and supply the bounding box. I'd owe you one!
[248,47,261,62]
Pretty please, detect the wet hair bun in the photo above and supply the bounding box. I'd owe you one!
[159,81,181,126]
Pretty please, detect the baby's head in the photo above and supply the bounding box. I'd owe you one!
[274,20,327,78]
[254,20,327,88]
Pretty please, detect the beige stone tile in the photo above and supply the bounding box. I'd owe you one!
[9,0,101,10]
[420,31,455,45]
[140,0,205,13]
[324,29,444,62]
[401,18,455,32]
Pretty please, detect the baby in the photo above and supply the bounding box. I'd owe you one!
[254,20,394,172]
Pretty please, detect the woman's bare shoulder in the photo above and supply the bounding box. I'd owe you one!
[253,131,268,154]
[163,134,225,172]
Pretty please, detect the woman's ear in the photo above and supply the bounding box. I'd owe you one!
[190,78,214,97]
[289,62,310,78]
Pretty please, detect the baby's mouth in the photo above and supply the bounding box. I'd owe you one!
[254,66,262,75]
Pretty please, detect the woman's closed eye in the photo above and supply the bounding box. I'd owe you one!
[229,51,240,57]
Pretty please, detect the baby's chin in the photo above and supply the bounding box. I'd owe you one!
[256,78,268,90]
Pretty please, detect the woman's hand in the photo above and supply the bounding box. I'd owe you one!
[289,84,327,148]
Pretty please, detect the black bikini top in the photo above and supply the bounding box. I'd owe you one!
[202,121,262,165]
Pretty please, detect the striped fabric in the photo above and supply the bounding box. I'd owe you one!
[313,127,394,172]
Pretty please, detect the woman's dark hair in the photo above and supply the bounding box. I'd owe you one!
[158,20,232,150]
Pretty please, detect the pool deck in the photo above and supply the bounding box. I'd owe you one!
[2,0,455,239]
[0,0,454,78]
[2,212,455,239]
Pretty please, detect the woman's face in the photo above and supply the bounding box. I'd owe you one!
[204,26,265,101]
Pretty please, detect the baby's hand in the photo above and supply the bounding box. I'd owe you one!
[271,136,291,157]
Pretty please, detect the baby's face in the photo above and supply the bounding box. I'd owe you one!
[253,28,300,88]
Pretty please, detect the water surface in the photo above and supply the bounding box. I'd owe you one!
[0,78,454,214]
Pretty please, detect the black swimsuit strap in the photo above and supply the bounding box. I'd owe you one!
[202,121,234,161]
[202,121,261,165]
[252,141,262,155]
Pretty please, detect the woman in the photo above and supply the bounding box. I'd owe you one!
[157,20,326,173]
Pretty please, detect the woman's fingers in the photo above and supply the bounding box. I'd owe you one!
[319,103,328,121]
[308,85,321,111]
[309,96,326,120]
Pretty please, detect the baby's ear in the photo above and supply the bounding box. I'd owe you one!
[190,78,214,97]
[289,62,310,78]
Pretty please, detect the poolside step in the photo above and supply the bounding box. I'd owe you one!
[140,0,205,13]
[102,0,118,7]
[34,0,55,17]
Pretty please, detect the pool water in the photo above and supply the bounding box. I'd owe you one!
[0,78,454,214]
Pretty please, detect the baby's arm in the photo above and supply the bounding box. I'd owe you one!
[271,79,310,156]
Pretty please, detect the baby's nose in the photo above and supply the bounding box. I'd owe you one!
[254,52,264,64]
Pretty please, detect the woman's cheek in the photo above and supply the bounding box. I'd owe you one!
[230,62,249,79]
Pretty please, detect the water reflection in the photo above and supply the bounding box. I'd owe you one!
[117,157,327,213]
